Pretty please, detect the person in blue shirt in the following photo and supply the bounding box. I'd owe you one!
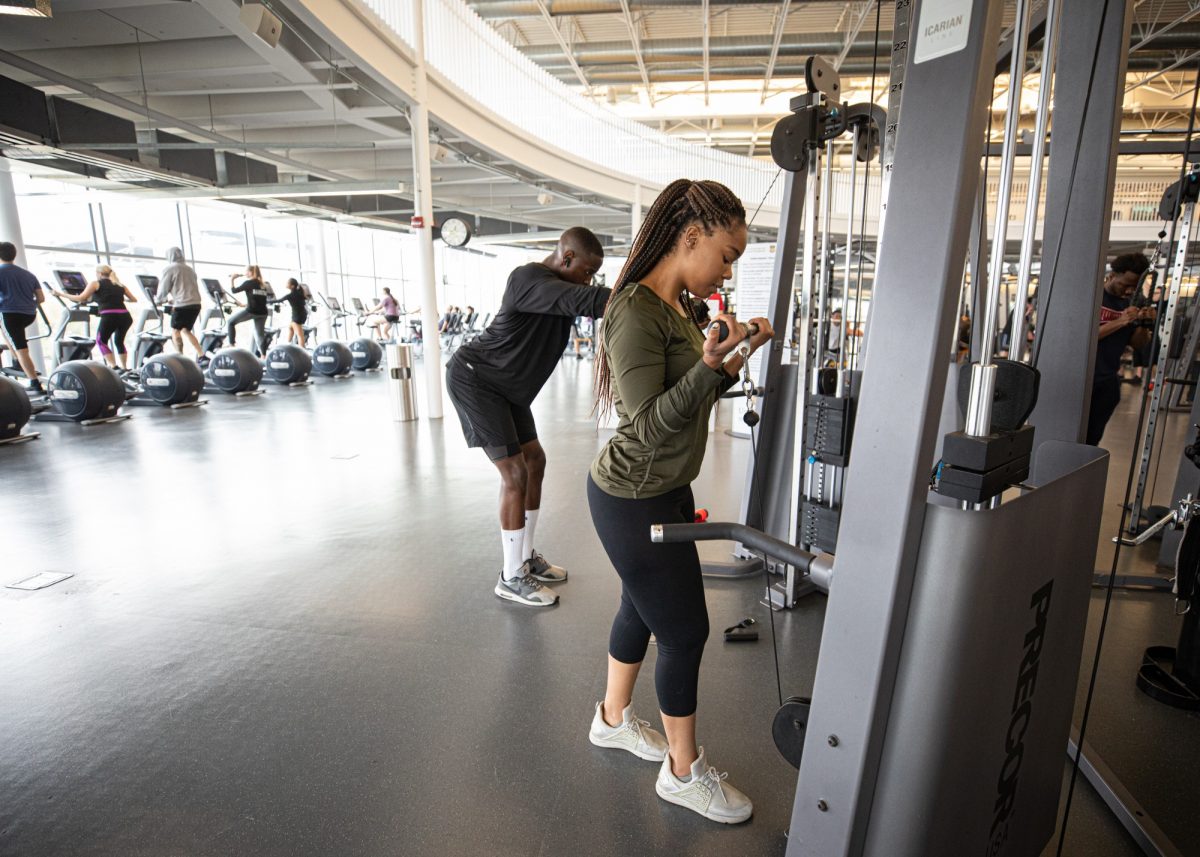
[0,241,46,393]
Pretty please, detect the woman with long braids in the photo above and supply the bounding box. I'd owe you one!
[585,179,773,823]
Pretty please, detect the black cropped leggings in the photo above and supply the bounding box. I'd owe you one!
[96,310,132,357]
[587,475,709,717]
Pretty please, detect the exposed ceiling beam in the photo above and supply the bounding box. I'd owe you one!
[760,0,792,103]
[92,83,362,98]
[701,0,709,106]
[533,0,592,90]
[1126,48,1200,93]
[617,0,653,103]
[525,25,1200,65]
[9,141,379,152]
[472,0,825,18]
[0,47,349,182]
[835,2,875,71]
[193,0,402,143]
[1130,4,1200,53]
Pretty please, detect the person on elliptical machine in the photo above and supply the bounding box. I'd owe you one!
[366,287,401,342]
[226,266,270,355]
[158,247,204,360]
[272,278,310,347]
[0,241,46,393]
[446,226,609,608]
[55,265,137,371]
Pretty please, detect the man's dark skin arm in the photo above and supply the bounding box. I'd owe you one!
[512,232,610,317]
[1099,306,1139,340]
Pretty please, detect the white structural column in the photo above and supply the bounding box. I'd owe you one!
[631,183,643,237]
[411,0,444,419]
[0,158,44,372]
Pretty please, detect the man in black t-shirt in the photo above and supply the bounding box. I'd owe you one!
[447,227,609,607]
[1087,253,1153,446]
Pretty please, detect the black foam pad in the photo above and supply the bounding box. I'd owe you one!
[957,359,1041,433]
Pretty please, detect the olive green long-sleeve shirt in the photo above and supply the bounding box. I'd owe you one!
[591,284,736,499]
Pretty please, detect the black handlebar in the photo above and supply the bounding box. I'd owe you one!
[650,521,817,572]
[710,320,761,343]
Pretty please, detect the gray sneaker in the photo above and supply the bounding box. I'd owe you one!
[494,571,559,607]
[528,552,567,583]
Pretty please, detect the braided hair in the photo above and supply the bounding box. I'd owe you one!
[594,179,746,414]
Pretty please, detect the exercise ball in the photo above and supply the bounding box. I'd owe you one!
[313,341,354,377]
[208,348,263,393]
[140,354,205,405]
[48,360,125,421]
[349,337,384,371]
[0,375,31,440]
[266,344,312,384]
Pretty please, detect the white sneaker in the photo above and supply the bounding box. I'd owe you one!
[494,571,559,607]
[655,747,753,824]
[588,702,668,761]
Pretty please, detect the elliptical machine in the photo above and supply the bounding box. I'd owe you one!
[47,270,98,366]
[192,278,262,395]
[0,374,39,445]
[131,274,171,370]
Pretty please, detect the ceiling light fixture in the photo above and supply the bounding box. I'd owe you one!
[0,0,52,17]
[103,169,162,183]
[1,145,58,160]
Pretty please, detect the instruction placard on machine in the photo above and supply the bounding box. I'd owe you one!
[913,0,973,65]
[731,242,776,437]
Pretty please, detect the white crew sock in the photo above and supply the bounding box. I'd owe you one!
[501,528,526,580]
[522,509,540,561]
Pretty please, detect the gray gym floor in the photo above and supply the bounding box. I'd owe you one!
[0,357,1195,857]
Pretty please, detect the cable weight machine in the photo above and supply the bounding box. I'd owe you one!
[702,56,884,612]
[656,1,1148,853]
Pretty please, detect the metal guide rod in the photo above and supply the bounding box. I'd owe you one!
[791,149,822,549]
[814,139,836,396]
[811,142,837,508]
[965,0,1032,438]
[1131,201,1195,532]
[849,124,872,375]
[1010,0,1061,363]
[837,130,861,397]
[853,0,908,375]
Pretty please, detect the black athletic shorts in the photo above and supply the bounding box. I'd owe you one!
[291,308,308,325]
[1,312,35,351]
[446,357,537,460]
[170,304,201,331]
[385,314,400,323]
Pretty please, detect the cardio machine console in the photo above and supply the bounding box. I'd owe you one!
[53,270,87,295]
[202,278,226,303]
[137,275,159,303]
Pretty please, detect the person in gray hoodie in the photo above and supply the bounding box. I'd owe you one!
[157,247,204,359]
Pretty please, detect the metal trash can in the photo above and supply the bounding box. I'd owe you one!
[386,343,418,421]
